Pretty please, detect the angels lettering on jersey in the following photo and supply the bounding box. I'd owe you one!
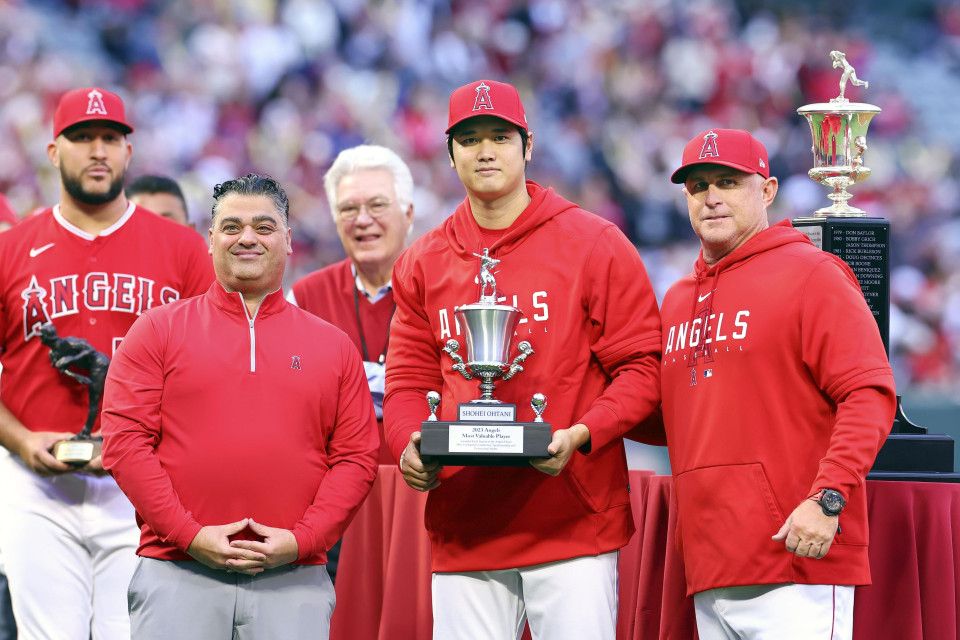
[437,289,550,342]
[21,272,180,342]
[662,302,752,385]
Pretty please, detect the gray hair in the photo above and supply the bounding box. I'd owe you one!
[211,173,289,225]
[323,145,413,221]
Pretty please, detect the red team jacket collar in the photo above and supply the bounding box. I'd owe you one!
[208,281,287,320]
[693,219,812,279]
[445,181,579,258]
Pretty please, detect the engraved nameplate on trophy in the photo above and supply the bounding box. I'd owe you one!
[458,403,517,422]
[420,250,551,466]
[38,323,109,465]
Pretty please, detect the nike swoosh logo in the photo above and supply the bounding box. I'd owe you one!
[29,243,55,258]
[698,292,712,302]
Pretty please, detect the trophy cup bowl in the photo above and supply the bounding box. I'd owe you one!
[798,104,880,217]
[453,302,525,403]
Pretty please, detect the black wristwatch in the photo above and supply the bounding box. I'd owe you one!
[814,489,846,516]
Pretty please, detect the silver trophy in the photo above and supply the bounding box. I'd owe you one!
[443,249,534,403]
[419,250,551,465]
[797,50,881,217]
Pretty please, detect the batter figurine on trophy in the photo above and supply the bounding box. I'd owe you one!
[475,248,499,300]
[830,50,869,100]
[38,323,110,464]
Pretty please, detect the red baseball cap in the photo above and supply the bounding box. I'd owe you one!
[671,129,769,184]
[53,87,134,139]
[446,79,528,134]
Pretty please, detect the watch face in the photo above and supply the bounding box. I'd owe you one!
[821,490,845,514]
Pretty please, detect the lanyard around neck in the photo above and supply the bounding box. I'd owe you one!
[353,284,395,364]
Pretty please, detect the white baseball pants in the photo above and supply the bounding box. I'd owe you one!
[0,451,139,640]
[694,582,854,640]
[432,551,619,640]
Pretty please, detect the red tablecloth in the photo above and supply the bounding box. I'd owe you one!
[332,467,960,640]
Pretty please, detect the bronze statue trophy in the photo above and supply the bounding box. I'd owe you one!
[793,51,957,480]
[38,323,110,465]
[420,250,552,466]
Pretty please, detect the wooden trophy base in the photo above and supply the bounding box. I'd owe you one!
[53,438,102,466]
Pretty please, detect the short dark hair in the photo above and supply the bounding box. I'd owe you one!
[127,175,187,211]
[211,173,289,224]
[447,125,529,165]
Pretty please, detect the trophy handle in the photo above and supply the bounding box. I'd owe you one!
[502,341,534,381]
[443,339,474,380]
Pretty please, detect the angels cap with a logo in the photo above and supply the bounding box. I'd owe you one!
[671,128,769,184]
[446,79,528,134]
[53,87,134,139]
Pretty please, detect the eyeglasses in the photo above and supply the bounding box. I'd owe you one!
[336,198,394,221]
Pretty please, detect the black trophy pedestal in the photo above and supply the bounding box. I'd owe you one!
[793,217,959,481]
[420,420,552,467]
[868,397,960,482]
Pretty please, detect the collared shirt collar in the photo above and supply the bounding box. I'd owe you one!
[351,263,392,304]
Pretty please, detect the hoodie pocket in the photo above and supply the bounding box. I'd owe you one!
[674,463,787,585]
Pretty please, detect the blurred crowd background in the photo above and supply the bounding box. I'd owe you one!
[1,0,959,406]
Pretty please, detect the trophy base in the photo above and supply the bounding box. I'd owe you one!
[420,420,552,466]
[53,438,102,465]
[868,398,959,482]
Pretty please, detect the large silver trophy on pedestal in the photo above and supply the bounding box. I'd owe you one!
[792,51,958,481]
[420,250,551,466]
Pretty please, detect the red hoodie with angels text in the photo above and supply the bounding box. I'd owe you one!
[660,220,896,595]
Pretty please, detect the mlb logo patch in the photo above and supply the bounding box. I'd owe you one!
[704,369,713,378]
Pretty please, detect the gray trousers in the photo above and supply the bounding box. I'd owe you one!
[129,558,334,640]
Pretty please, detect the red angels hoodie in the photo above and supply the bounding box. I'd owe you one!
[660,220,896,595]
[384,181,663,572]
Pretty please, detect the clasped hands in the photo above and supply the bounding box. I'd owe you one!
[186,518,299,575]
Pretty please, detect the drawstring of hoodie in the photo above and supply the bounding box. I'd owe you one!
[688,269,721,366]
